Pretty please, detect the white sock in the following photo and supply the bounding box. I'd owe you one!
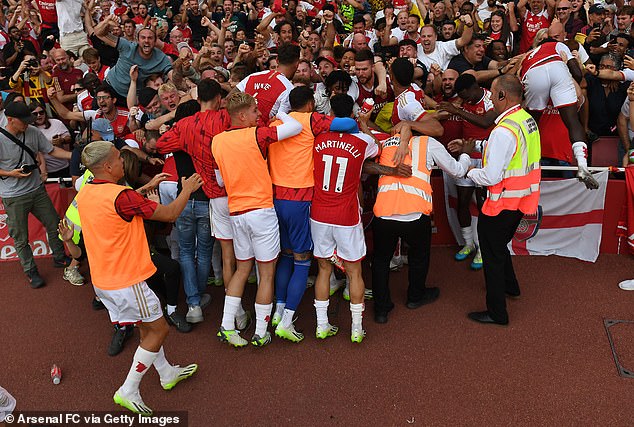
[314,299,329,329]
[222,296,241,330]
[572,141,588,167]
[472,225,480,249]
[461,226,474,247]
[120,346,158,395]
[166,305,177,315]
[254,303,272,337]
[152,346,173,381]
[236,303,246,317]
[350,302,364,331]
[275,302,286,317]
[280,308,295,328]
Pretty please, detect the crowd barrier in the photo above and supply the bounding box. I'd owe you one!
[0,170,629,262]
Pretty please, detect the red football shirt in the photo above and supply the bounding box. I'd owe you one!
[156,109,232,199]
[236,70,293,126]
[312,131,379,226]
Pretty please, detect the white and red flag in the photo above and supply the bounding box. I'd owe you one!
[444,171,609,262]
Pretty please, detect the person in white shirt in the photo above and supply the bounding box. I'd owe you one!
[56,0,90,55]
[418,14,475,70]
[450,75,541,326]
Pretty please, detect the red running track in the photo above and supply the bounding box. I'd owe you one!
[1,247,634,425]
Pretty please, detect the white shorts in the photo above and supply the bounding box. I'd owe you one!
[310,219,366,262]
[455,158,482,187]
[94,281,163,325]
[522,61,577,111]
[230,208,280,262]
[210,196,233,240]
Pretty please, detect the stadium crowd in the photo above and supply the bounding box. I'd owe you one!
[0,0,629,415]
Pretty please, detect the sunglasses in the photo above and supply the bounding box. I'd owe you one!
[557,7,570,10]
[33,110,45,116]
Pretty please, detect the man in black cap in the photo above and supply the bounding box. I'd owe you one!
[582,4,610,65]
[0,102,73,288]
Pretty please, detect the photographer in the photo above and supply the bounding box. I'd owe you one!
[9,55,53,105]
[2,26,37,74]
[0,102,72,288]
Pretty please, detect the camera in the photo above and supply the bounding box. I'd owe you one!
[20,164,38,173]
[27,58,38,68]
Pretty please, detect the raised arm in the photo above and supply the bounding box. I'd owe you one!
[456,15,474,50]
[508,2,519,32]
[382,12,398,46]
[516,0,528,19]
[94,14,120,48]
[255,11,280,38]
[47,87,85,121]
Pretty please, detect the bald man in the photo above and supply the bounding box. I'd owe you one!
[51,48,83,110]
[453,75,541,326]
[556,0,585,39]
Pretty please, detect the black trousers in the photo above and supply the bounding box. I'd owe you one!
[371,215,432,313]
[477,209,523,323]
[147,251,181,307]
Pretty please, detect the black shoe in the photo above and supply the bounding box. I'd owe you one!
[406,287,440,309]
[27,268,46,289]
[374,312,389,324]
[467,311,508,326]
[166,310,193,333]
[505,291,521,300]
[108,325,134,356]
[92,297,106,311]
[53,256,71,268]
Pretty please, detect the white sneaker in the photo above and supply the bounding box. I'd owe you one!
[343,286,373,301]
[200,293,211,309]
[0,386,16,422]
[185,305,203,323]
[329,278,346,296]
[619,279,634,290]
[235,310,252,330]
[160,363,198,390]
[113,388,152,416]
[389,255,403,271]
[306,275,316,288]
[63,266,84,286]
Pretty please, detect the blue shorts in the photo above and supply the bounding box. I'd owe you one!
[274,199,313,253]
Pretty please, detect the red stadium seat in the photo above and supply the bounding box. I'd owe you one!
[591,136,620,167]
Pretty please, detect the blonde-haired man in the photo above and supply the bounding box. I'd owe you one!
[212,92,302,347]
[76,140,203,415]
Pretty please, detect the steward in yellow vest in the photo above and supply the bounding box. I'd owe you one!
[463,74,541,327]
[365,126,472,323]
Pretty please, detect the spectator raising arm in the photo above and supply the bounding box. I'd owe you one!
[94,14,121,48]
[456,15,475,50]
[47,87,84,122]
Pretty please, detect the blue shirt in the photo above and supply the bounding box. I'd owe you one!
[106,38,172,97]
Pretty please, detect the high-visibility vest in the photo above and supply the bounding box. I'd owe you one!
[482,108,541,216]
[268,111,314,189]
[373,135,433,217]
[62,169,93,244]
[76,182,156,290]
[212,127,274,214]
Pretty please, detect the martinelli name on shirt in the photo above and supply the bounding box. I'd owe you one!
[315,138,362,158]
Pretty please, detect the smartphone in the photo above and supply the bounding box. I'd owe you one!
[21,164,38,173]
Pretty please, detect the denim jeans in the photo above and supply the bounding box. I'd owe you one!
[176,200,213,306]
